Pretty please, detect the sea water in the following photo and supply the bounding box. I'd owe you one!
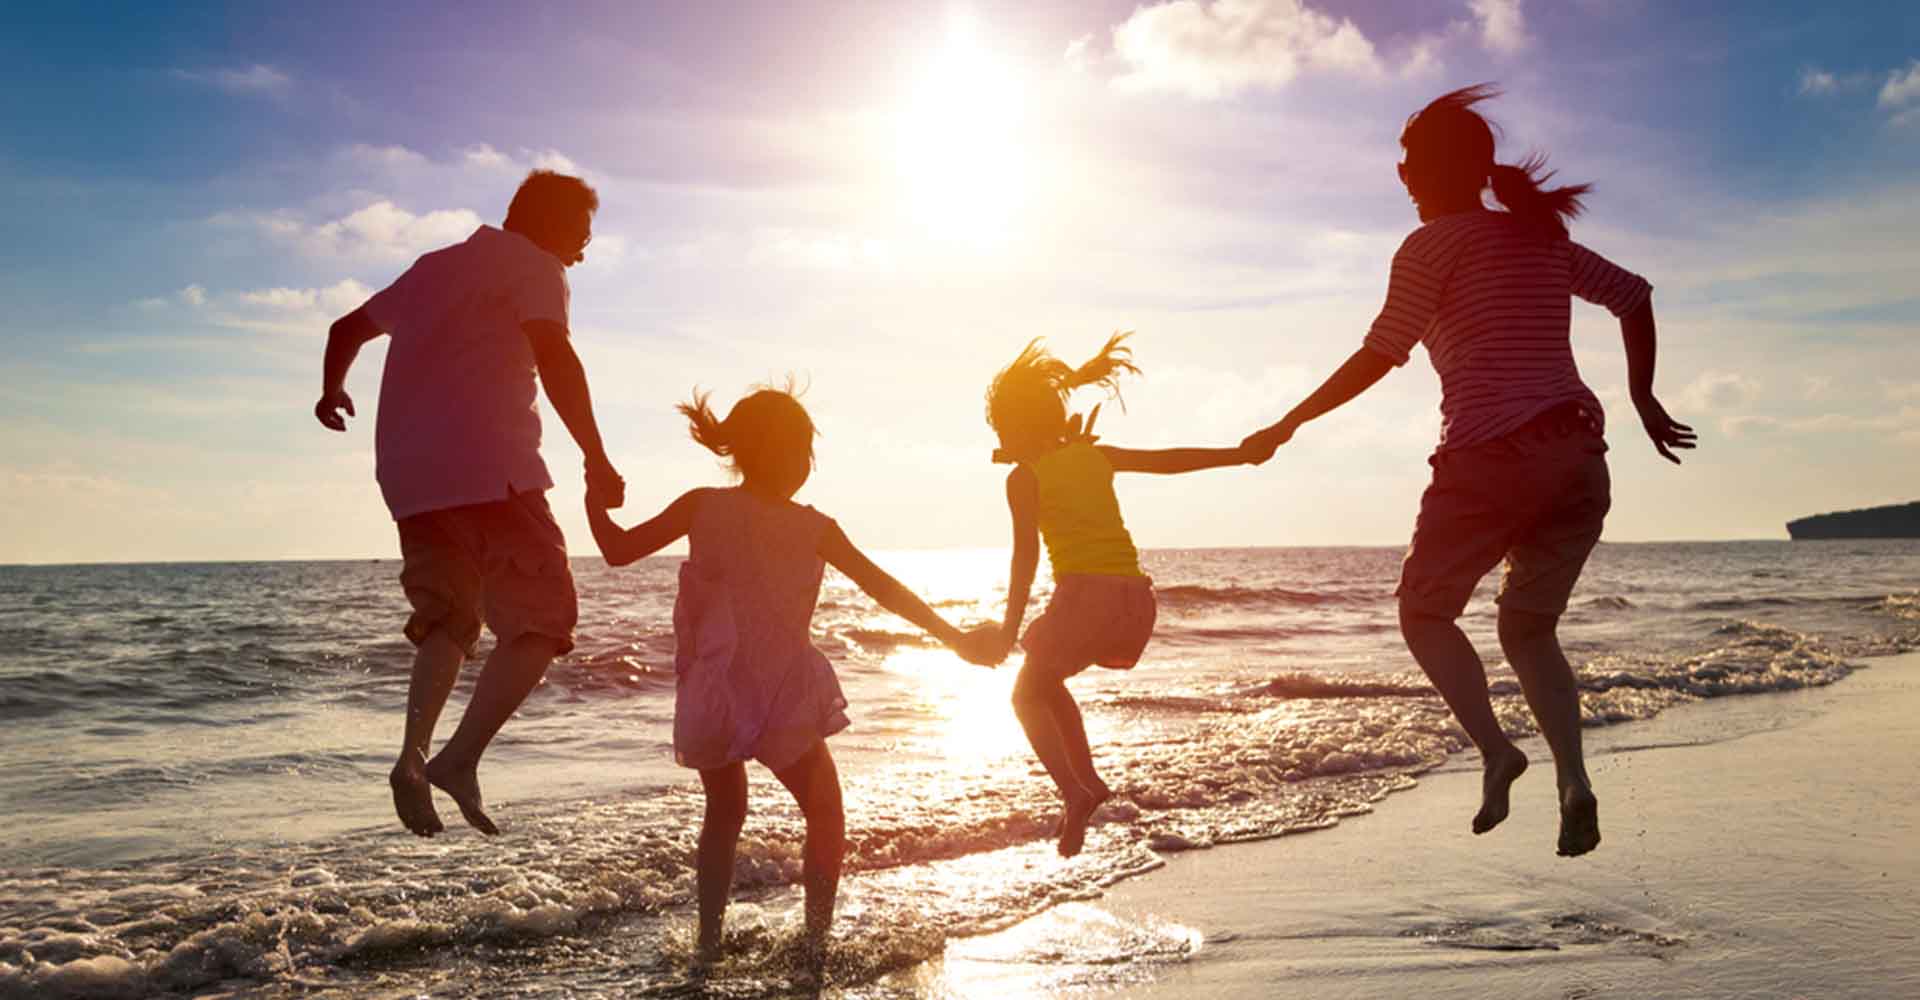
[1,541,1916,997]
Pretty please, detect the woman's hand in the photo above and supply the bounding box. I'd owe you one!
[1632,394,1697,464]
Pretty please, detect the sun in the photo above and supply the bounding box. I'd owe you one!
[895,12,1027,248]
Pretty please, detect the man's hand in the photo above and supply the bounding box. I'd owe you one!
[1632,394,1697,464]
[314,389,356,432]
[586,457,626,509]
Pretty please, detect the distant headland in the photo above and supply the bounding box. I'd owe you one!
[1787,501,1920,540]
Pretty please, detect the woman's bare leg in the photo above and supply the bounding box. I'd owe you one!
[1399,604,1530,834]
[1497,607,1599,856]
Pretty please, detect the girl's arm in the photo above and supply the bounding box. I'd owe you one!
[1619,299,1696,464]
[1000,465,1041,654]
[1099,444,1258,475]
[1242,347,1394,460]
[586,488,703,567]
[818,523,978,658]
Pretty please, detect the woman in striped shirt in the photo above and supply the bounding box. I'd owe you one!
[1243,85,1695,857]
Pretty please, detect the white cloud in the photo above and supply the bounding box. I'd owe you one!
[343,144,430,169]
[1064,34,1096,74]
[462,143,513,170]
[1679,371,1761,412]
[1469,0,1529,54]
[1878,60,1920,109]
[1108,0,1381,100]
[529,149,582,174]
[173,64,291,96]
[180,284,207,307]
[1799,68,1839,96]
[237,200,483,263]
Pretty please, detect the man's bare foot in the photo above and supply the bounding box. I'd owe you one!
[1472,748,1530,835]
[424,755,499,835]
[1057,782,1111,858]
[390,754,444,837]
[1557,786,1600,857]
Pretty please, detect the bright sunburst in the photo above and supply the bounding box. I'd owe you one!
[895,11,1026,248]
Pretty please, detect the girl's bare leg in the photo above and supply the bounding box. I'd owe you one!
[1012,659,1109,856]
[695,763,749,961]
[1497,607,1599,856]
[773,741,845,962]
[1399,604,1530,835]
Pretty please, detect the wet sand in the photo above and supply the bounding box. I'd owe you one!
[911,651,1920,998]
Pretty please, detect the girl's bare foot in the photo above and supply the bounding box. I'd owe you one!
[424,755,499,835]
[1472,748,1530,834]
[1557,785,1600,856]
[389,752,444,837]
[1058,781,1111,858]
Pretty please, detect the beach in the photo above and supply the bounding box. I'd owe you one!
[911,651,1920,998]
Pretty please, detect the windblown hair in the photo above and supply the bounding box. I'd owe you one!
[504,169,599,234]
[677,380,815,481]
[985,332,1141,445]
[1402,84,1591,239]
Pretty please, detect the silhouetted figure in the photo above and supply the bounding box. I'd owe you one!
[1243,85,1695,857]
[583,385,997,970]
[984,335,1261,857]
[315,170,626,837]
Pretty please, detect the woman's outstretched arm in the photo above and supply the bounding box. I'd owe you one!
[1619,298,1697,464]
[586,488,702,567]
[1242,347,1395,460]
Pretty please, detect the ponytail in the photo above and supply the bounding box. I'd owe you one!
[677,389,732,457]
[1064,331,1142,408]
[1489,154,1591,240]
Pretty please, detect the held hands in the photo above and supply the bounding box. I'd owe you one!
[1632,394,1697,464]
[1238,419,1295,465]
[313,389,355,432]
[584,457,626,509]
[954,623,1011,668]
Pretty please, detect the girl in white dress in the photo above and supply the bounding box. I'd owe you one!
[585,386,995,965]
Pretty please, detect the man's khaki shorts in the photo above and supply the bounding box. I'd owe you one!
[1398,405,1612,620]
[395,490,578,657]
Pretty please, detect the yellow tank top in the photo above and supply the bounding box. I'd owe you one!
[1029,441,1143,577]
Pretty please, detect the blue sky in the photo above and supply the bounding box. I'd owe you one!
[2,0,1917,563]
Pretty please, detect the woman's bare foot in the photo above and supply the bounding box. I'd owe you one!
[389,752,444,837]
[1557,785,1600,856]
[1057,781,1111,858]
[1472,747,1530,835]
[424,754,499,835]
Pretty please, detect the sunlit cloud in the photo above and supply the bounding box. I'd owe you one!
[1679,371,1761,412]
[225,200,484,264]
[1107,0,1381,99]
[1468,0,1529,55]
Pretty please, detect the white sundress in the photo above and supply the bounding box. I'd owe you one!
[671,488,850,773]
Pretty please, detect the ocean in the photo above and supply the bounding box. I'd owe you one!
[2,540,1917,997]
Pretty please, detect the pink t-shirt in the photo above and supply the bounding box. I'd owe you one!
[1362,210,1652,453]
[363,226,570,520]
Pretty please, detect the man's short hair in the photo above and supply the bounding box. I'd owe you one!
[504,170,599,232]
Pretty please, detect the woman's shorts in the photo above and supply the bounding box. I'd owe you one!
[1398,403,1612,621]
[1021,574,1157,672]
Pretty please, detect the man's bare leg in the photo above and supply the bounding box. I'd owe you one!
[392,631,466,836]
[1400,604,1530,835]
[1498,607,1599,856]
[424,632,562,835]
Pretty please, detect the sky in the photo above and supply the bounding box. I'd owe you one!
[1,0,1917,563]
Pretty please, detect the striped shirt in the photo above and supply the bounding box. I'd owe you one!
[1362,210,1652,453]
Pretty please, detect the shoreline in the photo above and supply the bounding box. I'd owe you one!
[899,651,1920,997]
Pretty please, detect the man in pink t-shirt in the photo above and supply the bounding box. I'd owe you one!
[314,170,625,837]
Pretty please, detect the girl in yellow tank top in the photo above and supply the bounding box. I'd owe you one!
[983,333,1259,856]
